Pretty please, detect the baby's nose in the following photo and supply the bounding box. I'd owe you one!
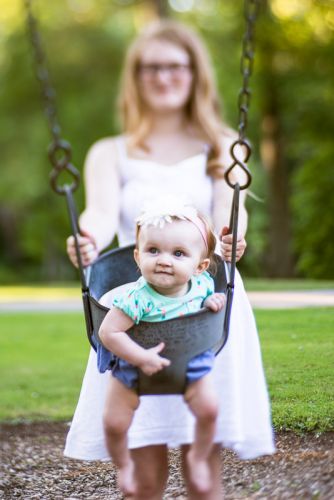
[157,253,172,266]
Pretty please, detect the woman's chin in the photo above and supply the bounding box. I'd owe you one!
[145,99,188,113]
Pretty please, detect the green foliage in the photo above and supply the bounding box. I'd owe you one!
[1,0,334,280]
[254,1,334,277]
[1,2,133,282]
[292,144,334,278]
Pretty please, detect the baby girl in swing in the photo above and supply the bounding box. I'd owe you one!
[98,198,226,496]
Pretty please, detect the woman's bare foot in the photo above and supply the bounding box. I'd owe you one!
[186,449,212,494]
[117,459,136,497]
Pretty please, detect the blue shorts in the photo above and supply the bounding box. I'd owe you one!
[112,349,215,390]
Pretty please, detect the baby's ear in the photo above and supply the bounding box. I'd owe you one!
[133,248,140,267]
[195,258,210,275]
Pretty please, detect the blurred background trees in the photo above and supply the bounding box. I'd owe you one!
[1,0,333,282]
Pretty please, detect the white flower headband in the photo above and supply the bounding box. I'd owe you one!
[135,196,209,251]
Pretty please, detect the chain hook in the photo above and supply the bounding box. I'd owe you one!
[225,0,260,187]
[224,139,252,190]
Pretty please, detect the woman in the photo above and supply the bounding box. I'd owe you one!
[66,20,275,499]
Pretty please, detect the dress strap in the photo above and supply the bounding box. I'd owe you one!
[114,135,128,162]
[203,143,211,156]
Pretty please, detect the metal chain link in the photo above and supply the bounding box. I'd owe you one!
[24,0,80,195]
[224,0,261,190]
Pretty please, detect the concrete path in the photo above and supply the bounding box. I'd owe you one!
[247,290,334,309]
[0,299,82,312]
[0,290,333,312]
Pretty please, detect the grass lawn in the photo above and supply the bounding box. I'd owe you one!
[0,308,333,431]
[244,278,334,291]
[0,313,88,421]
[258,308,334,432]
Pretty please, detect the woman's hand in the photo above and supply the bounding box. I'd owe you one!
[220,226,247,262]
[66,230,98,268]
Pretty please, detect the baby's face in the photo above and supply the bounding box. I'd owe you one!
[134,220,209,297]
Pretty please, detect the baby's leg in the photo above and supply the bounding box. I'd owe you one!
[103,376,139,496]
[184,374,219,494]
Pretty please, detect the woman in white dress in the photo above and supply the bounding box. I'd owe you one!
[66,20,275,499]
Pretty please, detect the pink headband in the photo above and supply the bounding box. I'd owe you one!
[184,215,208,253]
[135,198,210,253]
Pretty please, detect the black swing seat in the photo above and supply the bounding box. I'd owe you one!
[82,244,232,395]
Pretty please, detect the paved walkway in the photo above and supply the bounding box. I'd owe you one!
[247,289,334,309]
[0,290,333,312]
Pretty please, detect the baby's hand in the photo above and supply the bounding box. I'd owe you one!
[139,342,171,376]
[204,293,226,312]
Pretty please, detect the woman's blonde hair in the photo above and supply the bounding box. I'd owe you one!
[118,20,230,178]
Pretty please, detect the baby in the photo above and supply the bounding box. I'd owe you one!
[99,199,226,495]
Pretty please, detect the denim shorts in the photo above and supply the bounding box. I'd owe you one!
[112,349,215,390]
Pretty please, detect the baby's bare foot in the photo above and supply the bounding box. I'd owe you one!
[117,460,136,497]
[187,450,212,494]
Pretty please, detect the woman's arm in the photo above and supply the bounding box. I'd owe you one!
[80,137,121,251]
[67,137,121,266]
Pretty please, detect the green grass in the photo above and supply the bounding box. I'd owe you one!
[0,308,333,431]
[0,313,88,421]
[244,278,334,291]
[257,308,334,432]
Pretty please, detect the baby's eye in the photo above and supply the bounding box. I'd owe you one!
[148,247,158,255]
[174,250,184,257]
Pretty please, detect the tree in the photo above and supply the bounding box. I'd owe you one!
[1,0,333,281]
[256,0,334,277]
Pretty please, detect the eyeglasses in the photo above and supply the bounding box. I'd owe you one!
[138,63,192,79]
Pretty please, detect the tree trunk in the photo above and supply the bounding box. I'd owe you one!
[260,86,295,277]
[150,0,169,18]
[0,205,22,263]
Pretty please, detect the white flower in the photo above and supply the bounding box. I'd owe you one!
[135,195,198,229]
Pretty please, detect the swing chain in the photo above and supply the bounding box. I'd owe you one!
[224,0,260,190]
[24,0,80,195]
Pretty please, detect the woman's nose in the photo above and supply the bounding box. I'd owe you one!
[155,69,172,84]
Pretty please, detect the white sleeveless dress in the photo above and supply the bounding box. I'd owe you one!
[64,137,275,460]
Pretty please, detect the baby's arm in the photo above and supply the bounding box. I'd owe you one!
[99,307,170,376]
[203,293,226,312]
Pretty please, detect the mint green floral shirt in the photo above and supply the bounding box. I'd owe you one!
[112,271,214,324]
